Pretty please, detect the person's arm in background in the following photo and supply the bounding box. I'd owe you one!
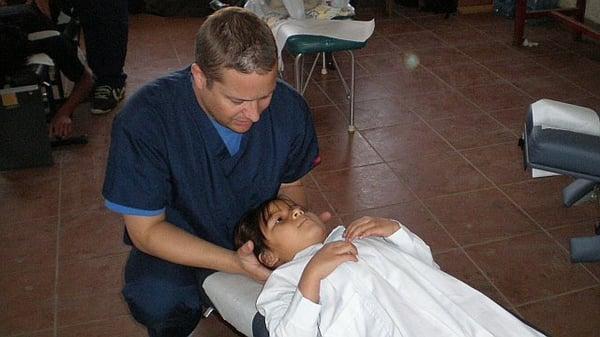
[14,0,95,138]
[50,66,94,138]
[124,213,272,282]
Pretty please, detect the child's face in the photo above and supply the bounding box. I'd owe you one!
[260,200,328,265]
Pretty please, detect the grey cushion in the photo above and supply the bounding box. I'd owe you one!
[527,126,600,181]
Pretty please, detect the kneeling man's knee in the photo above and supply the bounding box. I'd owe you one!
[123,279,202,330]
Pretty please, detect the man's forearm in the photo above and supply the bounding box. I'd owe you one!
[128,219,244,274]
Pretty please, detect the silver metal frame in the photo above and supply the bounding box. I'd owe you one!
[294,50,357,133]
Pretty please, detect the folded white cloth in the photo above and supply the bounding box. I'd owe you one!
[532,98,600,137]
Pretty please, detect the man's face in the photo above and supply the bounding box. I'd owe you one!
[260,200,328,265]
[191,64,278,133]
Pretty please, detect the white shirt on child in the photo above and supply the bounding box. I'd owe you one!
[257,225,547,337]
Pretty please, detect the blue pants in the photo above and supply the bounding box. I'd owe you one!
[123,247,271,337]
[123,248,206,337]
[69,0,128,88]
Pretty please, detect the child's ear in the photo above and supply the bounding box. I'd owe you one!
[259,250,280,268]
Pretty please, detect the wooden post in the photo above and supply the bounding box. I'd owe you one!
[574,0,587,41]
[513,0,527,46]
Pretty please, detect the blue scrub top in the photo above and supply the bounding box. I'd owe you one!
[102,67,319,249]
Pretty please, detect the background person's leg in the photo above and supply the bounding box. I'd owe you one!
[71,0,128,114]
[123,248,204,337]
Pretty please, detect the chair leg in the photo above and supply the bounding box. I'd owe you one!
[295,49,357,133]
[330,51,357,133]
[321,52,328,75]
[347,50,356,133]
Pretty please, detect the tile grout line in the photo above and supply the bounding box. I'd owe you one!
[409,33,598,266]
[403,40,599,270]
[380,59,597,311]
[378,13,600,297]
[412,22,600,284]
[306,173,341,226]
[408,46,527,141]
[406,18,542,140]
[49,313,134,330]
[514,283,600,308]
[53,156,64,337]
[386,126,525,315]
[490,179,600,283]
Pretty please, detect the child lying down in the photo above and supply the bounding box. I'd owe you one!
[235,198,547,337]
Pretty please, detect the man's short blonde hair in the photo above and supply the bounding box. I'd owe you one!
[195,7,277,86]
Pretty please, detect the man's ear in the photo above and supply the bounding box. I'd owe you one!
[190,63,207,90]
[259,250,280,268]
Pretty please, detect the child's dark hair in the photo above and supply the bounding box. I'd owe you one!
[234,197,296,267]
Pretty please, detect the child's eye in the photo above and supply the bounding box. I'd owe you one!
[275,217,282,224]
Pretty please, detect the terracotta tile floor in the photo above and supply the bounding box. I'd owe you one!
[2,4,600,337]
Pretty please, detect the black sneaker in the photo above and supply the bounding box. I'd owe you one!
[91,85,125,115]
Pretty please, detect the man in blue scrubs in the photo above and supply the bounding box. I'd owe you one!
[103,8,320,337]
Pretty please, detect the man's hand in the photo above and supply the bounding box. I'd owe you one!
[236,240,272,283]
[298,241,358,303]
[343,217,400,241]
[318,211,332,223]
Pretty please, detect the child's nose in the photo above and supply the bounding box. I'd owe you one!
[291,207,304,219]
